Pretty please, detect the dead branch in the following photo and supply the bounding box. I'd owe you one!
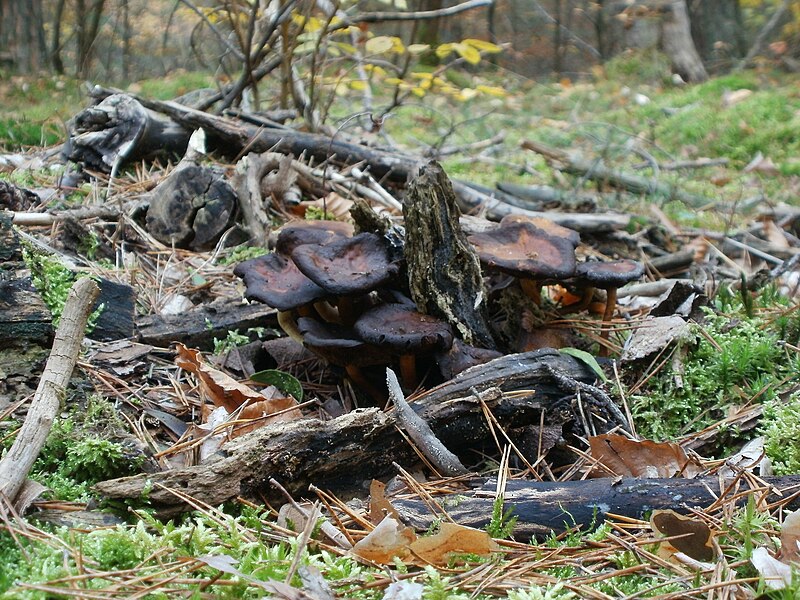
[0,277,99,511]
[521,139,712,208]
[392,475,800,540]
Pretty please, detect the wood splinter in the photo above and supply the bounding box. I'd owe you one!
[386,368,468,476]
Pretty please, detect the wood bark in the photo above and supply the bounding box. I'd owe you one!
[0,0,47,73]
[86,87,420,182]
[136,301,278,350]
[404,162,496,349]
[64,94,192,175]
[0,213,53,348]
[661,0,708,82]
[0,277,99,510]
[392,475,800,540]
[93,349,603,513]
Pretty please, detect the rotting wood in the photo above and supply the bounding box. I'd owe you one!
[392,475,800,541]
[85,87,421,182]
[404,162,496,348]
[521,139,712,208]
[0,277,99,512]
[93,349,609,513]
[64,93,191,176]
[136,301,278,350]
[454,183,630,233]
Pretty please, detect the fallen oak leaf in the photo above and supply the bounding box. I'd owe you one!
[778,510,800,564]
[407,522,500,566]
[588,434,705,478]
[352,515,417,564]
[175,343,302,434]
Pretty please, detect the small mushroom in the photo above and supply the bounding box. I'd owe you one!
[296,316,390,401]
[575,259,644,352]
[468,219,578,304]
[354,303,454,389]
[292,232,401,325]
[234,252,331,347]
[435,338,503,380]
[274,220,354,255]
[234,252,327,313]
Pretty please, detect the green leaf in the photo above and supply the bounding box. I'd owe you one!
[559,348,608,382]
[250,369,304,401]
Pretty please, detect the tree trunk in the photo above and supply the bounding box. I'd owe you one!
[661,0,708,82]
[0,0,48,73]
[688,0,746,64]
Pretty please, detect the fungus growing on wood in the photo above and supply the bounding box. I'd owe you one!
[468,219,578,304]
[575,259,645,351]
[274,220,354,255]
[292,232,401,324]
[296,316,390,400]
[234,252,327,313]
[354,303,454,389]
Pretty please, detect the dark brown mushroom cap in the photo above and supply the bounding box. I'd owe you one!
[275,220,354,255]
[468,221,577,280]
[234,252,327,311]
[291,232,400,296]
[575,259,645,288]
[354,303,454,353]
[436,338,503,380]
[297,317,390,367]
[500,214,581,247]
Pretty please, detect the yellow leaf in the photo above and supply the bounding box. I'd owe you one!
[365,35,395,55]
[410,72,433,80]
[463,38,502,53]
[411,87,427,97]
[458,88,479,101]
[333,42,357,54]
[476,84,507,97]
[364,64,387,76]
[390,37,406,53]
[455,43,481,65]
[407,44,430,55]
[349,80,368,91]
[435,43,455,59]
[384,77,405,85]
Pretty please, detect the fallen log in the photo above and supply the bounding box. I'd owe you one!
[136,301,278,350]
[64,94,191,175]
[93,349,608,513]
[86,87,420,182]
[392,475,800,540]
[522,139,713,208]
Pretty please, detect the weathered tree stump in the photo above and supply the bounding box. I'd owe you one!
[403,162,496,348]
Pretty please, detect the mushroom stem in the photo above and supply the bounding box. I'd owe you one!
[599,287,618,356]
[345,365,387,404]
[277,310,305,346]
[336,295,357,326]
[398,354,418,390]
[520,278,542,305]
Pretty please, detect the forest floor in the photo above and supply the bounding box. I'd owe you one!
[2,55,800,598]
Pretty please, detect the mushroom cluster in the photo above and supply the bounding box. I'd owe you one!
[468,215,644,342]
[234,221,458,395]
[235,215,644,396]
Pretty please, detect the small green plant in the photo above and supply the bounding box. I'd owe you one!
[304,205,337,220]
[213,329,253,354]
[218,244,269,265]
[21,243,103,329]
[486,496,518,540]
[760,392,800,475]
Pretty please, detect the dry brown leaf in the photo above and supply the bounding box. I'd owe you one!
[761,218,790,249]
[588,434,704,478]
[752,547,793,590]
[650,509,714,562]
[407,523,499,565]
[369,480,399,525]
[175,343,301,435]
[352,516,417,564]
[778,510,800,563]
[722,88,752,107]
